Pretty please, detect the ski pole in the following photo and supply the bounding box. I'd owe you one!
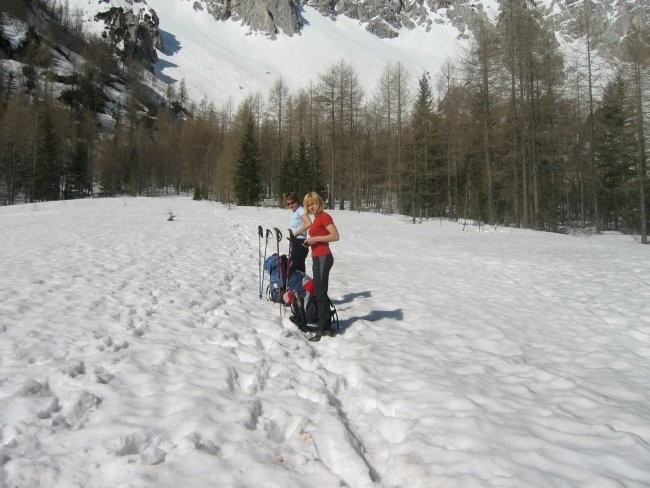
[273,227,283,315]
[262,228,272,299]
[286,229,294,287]
[258,225,263,299]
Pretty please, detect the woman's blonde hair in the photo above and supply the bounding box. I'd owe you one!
[303,191,324,215]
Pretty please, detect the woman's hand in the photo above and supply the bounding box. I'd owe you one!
[305,223,339,246]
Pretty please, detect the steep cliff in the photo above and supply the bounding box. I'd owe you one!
[95,6,164,68]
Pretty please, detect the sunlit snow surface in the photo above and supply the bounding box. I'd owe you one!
[1,197,649,487]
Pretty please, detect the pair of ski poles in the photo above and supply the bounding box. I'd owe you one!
[258,226,286,297]
[258,226,294,316]
[258,226,272,300]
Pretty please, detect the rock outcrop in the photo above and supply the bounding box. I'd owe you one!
[202,0,303,37]
[95,6,164,69]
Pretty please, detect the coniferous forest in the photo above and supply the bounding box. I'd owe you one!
[1,0,649,242]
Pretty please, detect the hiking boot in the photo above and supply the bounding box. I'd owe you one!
[309,330,334,342]
[289,315,307,331]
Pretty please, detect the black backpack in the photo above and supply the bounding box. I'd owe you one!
[288,271,338,331]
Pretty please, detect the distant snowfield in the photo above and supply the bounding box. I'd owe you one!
[1,196,650,487]
[66,0,464,106]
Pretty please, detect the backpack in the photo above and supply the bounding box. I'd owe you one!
[264,253,288,302]
[287,270,338,330]
[299,278,319,324]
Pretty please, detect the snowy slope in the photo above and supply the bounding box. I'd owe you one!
[66,0,463,106]
[1,197,650,487]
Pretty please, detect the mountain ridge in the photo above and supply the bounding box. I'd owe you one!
[63,0,648,106]
[3,0,648,111]
[62,0,486,105]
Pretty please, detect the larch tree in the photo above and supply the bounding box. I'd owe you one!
[268,77,288,196]
[464,17,500,225]
[392,61,411,213]
[435,59,464,220]
[620,18,649,243]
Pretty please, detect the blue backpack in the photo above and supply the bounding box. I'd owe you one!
[264,253,287,302]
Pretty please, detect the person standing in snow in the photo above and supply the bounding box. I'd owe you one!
[285,192,312,274]
[303,191,339,342]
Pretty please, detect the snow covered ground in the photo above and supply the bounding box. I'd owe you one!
[1,196,650,487]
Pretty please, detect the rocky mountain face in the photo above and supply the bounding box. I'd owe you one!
[198,0,449,38]
[307,0,439,39]
[195,0,648,41]
[201,0,303,38]
[79,0,650,70]
[94,6,164,67]
[548,0,649,52]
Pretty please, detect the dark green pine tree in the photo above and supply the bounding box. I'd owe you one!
[33,108,60,202]
[594,75,637,231]
[279,136,325,201]
[64,140,90,199]
[234,113,262,206]
[403,72,434,222]
[296,136,324,198]
[305,138,326,197]
[278,142,297,198]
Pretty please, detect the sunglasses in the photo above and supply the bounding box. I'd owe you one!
[286,201,296,206]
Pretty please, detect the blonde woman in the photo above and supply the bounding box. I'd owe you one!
[303,192,339,341]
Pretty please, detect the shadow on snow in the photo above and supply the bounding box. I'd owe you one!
[331,290,403,334]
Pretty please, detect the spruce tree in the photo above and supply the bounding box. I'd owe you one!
[234,113,262,206]
[594,75,636,231]
[404,72,434,222]
[279,137,326,201]
[306,139,326,198]
[295,137,312,198]
[33,107,59,201]
[64,139,89,199]
[278,142,296,198]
